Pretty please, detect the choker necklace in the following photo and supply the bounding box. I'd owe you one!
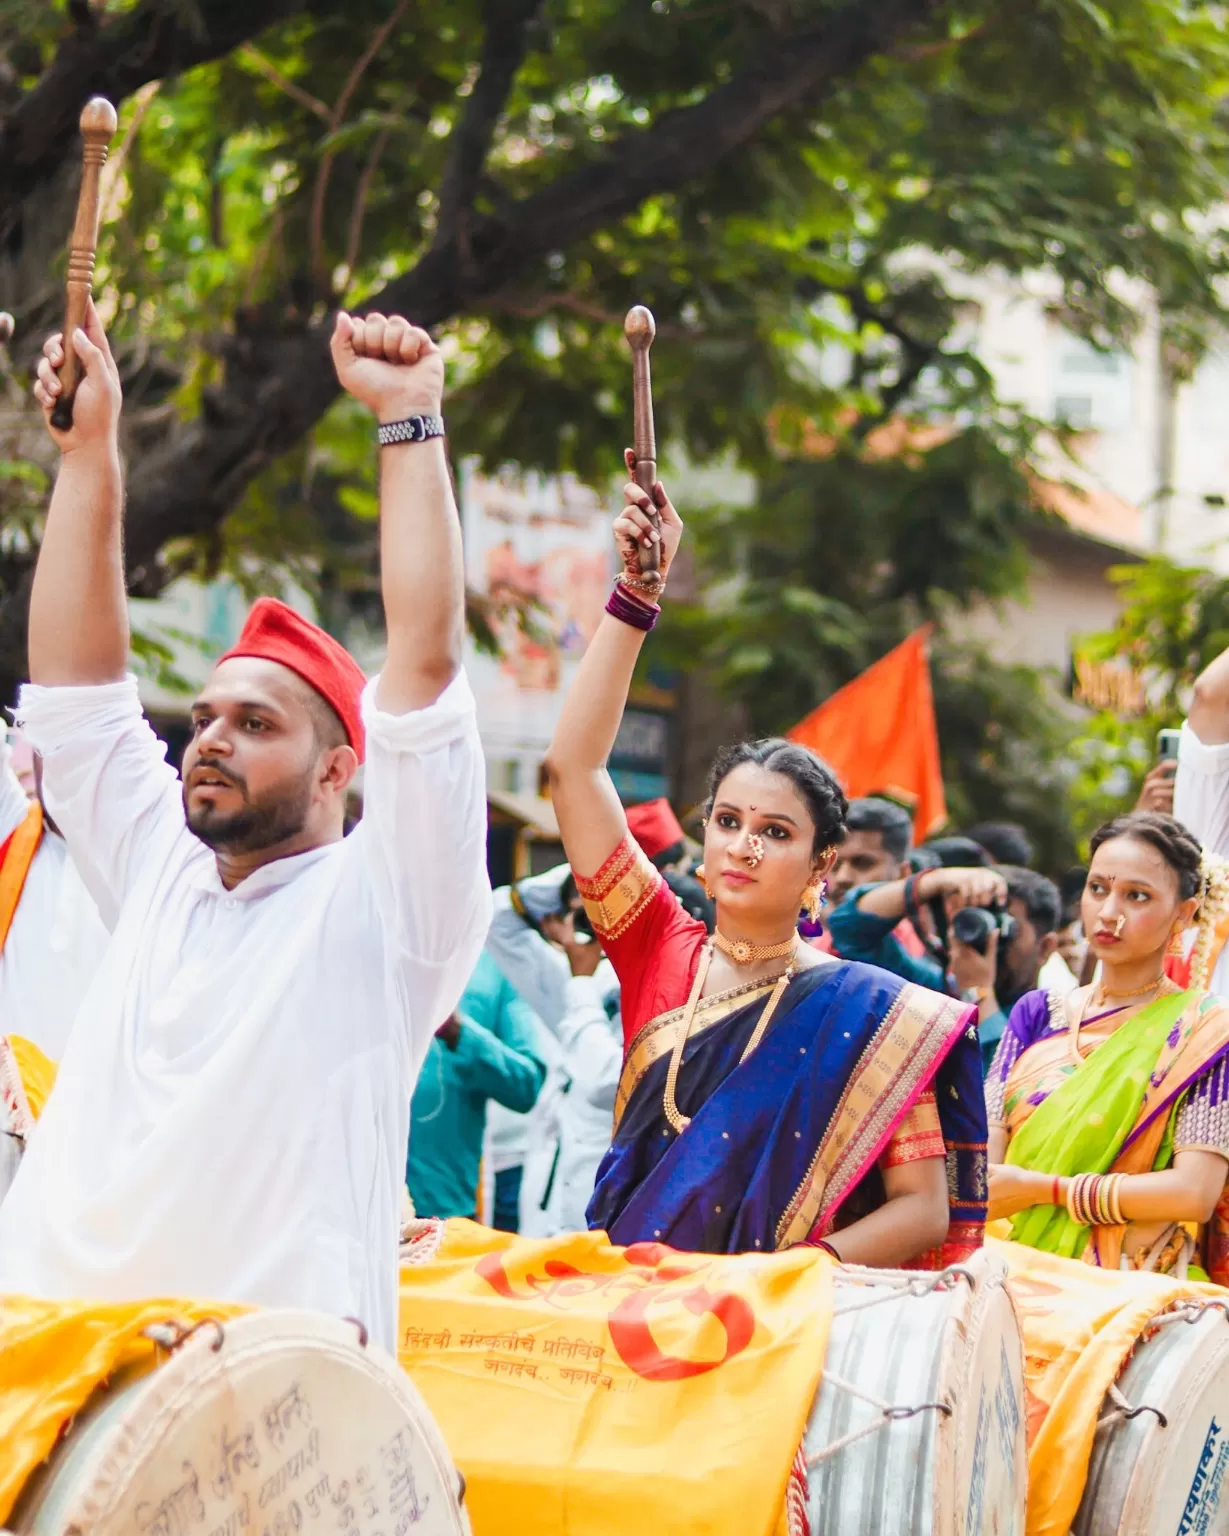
[713,931,799,966]
[1096,974,1167,1002]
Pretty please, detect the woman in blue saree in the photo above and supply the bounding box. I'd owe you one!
[543,458,987,1266]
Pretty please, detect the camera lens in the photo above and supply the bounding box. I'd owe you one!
[951,906,996,951]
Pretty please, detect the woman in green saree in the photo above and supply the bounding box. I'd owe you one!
[986,812,1229,1282]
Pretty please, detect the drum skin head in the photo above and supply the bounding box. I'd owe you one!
[804,1249,1026,1536]
[12,1310,469,1536]
[935,1251,1028,1536]
[1076,1306,1229,1536]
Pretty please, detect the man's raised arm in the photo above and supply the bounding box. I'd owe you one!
[329,312,460,716]
[30,300,128,685]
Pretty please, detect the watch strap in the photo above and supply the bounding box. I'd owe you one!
[377,413,445,447]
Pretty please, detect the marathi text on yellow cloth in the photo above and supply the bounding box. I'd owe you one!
[398,1219,835,1536]
[988,1234,1224,1536]
[0,1295,250,1522]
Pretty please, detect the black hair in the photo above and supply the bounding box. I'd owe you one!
[649,839,687,873]
[664,870,716,933]
[1059,865,1088,924]
[920,836,993,869]
[290,673,349,754]
[998,865,1062,935]
[846,797,913,862]
[705,738,847,856]
[1088,811,1202,901]
[965,821,1034,868]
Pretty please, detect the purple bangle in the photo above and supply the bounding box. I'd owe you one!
[606,582,659,632]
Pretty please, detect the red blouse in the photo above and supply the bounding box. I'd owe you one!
[574,833,944,1164]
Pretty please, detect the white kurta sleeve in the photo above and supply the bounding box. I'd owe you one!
[14,677,185,930]
[1175,722,1229,859]
[356,670,493,1047]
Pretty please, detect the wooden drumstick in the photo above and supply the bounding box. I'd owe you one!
[51,97,118,431]
[624,305,661,587]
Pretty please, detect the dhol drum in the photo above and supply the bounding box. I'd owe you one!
[1074,1298,1229,1536]
[9,1310,469,1536]
[803,1248,1026,1536]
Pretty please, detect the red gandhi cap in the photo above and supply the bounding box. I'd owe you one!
[220,597,367,762]
[626,798,685,860]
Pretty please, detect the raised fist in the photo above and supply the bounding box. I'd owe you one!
[330,311,444,422]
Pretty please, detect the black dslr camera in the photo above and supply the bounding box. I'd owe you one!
[948,902,1017,957]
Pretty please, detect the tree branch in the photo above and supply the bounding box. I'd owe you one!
[0,0,311,250]
[435,0,542,248]
[237,43,333,124]
[309,0,411,294]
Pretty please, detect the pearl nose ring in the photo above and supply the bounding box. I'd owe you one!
[745,833,765,868]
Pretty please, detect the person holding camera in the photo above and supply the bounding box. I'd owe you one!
[826,863,1061,1072]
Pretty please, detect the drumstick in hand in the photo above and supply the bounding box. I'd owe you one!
[51,97,118,431]
[624,305,661,591]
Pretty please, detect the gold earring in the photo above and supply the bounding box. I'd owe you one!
[1167,926,1186,958]
[802,880,825,923]
[696,864,711,899]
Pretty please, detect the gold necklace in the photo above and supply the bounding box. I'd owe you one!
[713,930,799,966]
[663,943,796,1135]
[1066,975,1169,1066]
[1096,974,1167,1002]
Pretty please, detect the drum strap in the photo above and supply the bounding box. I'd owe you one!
[0,803,43,957]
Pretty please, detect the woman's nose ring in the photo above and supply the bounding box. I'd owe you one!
[745,833,765,868]
[1112,914,1126,938]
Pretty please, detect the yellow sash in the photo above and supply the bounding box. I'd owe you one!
[0,803,42,955]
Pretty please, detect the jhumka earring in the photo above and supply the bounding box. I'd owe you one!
[696,865,711,899]
[802,880,826,923]
[1167,926,1186,959]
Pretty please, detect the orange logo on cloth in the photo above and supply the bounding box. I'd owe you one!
[475,1240,757,1380]
[398,1221,835,1536]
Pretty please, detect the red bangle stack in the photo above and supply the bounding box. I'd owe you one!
[606,580,660,632]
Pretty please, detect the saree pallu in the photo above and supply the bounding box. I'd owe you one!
[587,959,987,1264]
[1000,988,1229,1281]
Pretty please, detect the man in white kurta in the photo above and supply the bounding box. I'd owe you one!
[0,303,490,1352]
[0,732,110,1059]
[1175,643,1229,996]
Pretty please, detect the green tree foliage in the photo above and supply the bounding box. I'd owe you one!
[0,0,1228,863]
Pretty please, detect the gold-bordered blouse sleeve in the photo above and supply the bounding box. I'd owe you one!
[574,834,662,942]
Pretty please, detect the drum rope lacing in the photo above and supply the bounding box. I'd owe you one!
[804,1266,971,1469]
[1093,1300,1229,1434]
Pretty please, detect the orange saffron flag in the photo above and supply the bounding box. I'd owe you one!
[787,628,945,839]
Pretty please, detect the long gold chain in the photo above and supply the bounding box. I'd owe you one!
[662,942,798,1135]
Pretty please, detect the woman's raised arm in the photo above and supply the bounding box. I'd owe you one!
[544,456,684,878]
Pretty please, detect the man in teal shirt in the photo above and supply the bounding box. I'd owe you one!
[406,950,546,1219]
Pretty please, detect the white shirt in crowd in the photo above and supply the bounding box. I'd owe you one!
[485,878,622,1235]
[0,672,490,1350]
[1176,721,1229,997]
[0,738,110,1060]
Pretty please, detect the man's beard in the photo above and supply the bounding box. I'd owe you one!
[183,764,314,854]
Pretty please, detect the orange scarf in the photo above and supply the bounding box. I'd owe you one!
[0,802,42,955]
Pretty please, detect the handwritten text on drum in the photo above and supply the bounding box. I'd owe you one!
[138,1380,431,1536]
[1179,1417,1229,1536]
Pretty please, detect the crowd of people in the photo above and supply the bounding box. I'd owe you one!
[5,300,1229,1367]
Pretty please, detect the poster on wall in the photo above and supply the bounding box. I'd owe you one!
[461,463,615,778]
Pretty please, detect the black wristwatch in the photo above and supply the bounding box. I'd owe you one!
[377,413,445,447]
